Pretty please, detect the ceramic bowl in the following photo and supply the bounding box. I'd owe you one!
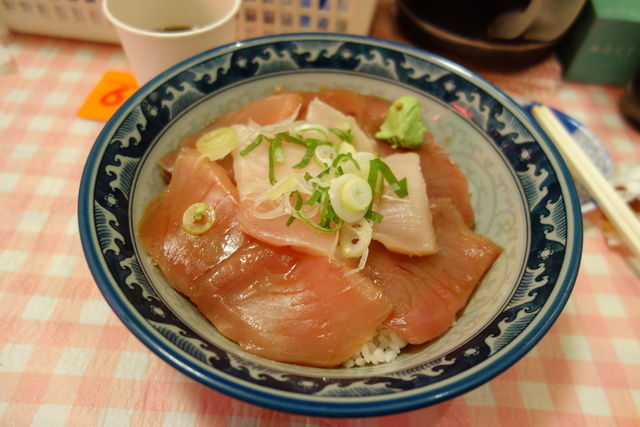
[516,99,615,213]
[78,34,582,417]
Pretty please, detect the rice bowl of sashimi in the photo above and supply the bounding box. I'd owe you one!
[78,34,582,417]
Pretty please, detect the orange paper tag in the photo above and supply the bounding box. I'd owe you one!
[78,71,139,121]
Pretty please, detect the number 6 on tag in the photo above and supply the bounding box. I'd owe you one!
[78,71,139,121]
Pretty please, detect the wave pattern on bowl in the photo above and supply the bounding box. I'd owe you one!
[79,35,581,416]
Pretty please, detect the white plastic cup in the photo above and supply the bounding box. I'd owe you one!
[103,0,240,84]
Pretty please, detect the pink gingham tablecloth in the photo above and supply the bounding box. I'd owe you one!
[1,17,640,427]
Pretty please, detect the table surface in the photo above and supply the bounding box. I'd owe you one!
[1,2,639,426]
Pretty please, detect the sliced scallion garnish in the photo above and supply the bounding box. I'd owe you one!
[182,202,216,235]
[239,118,410,262]
[196,127,238,161]
[329,173,372,224]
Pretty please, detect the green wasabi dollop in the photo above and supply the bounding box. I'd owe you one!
[375,96,427,149]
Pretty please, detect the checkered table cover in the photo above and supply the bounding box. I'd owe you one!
[1,4,639,425]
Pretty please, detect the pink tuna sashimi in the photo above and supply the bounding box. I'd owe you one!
[138,148,247,294]
[373,152,438,256]
[376,132,475,228]
[232,125,336,257]
[235,199,337,257]
[139,147,392,368]
[416,134,475,227]
[294,90,475,227]
[231,97,382,258]
[304,98,376,153]
[183,92,304,146]
[296,90,391,139]
[189,242,392,368]
[362,198,502,345]
[159,92,305,181]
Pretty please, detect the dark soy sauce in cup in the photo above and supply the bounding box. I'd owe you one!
[155,25,200,32]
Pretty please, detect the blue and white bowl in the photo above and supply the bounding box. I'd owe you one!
[517,100,616,213]
[78,34,582,417]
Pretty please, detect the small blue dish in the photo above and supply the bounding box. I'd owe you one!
[78,34,582,417]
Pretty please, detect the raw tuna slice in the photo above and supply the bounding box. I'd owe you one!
[182,92,304,147]
[159,92,304,179]
[362,198,502,345]
[297,89,391,138]
[231,121,336,257]
[230,97,385,257]
[415,134,475,227]
[376,132,475,228]
[295,90,475,227]
[189,242,393,368]
[304,98,376,153]
[372,152,438,256]
[138,148,248,294]
[139,147,392,368]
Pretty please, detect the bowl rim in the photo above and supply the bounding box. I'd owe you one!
[78,32,583,417]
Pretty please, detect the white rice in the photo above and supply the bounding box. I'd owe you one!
[343,327,408,368]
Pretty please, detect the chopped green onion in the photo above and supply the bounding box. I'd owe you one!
[240,134,266,156]
[331,152,357,169]
[196,127,238,161]
[267,173,299,200]
[313,144,338,167]
[365,209,384,223]
[239,120,411,256]
[292,141,319,169]
[301,216,342,233]
[329,173,372,223]
[338,141,356,154]
[330,127,354,144]
[267,136,285,184]
[293,190,304,211]
[318,191,333,227]
[324,205,337,224]
[293,124,331,140]
[272,137,285,163]
[285,190,304,227]
[182,202,216,235]
[339,219,372,258]
[341,177,372,212]
[367,158,381,202]
[390,177,409,198]
[369,158,409,199]
[277,132,306,146]
[307,188,324,206]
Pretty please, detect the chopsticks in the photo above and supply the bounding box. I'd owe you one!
[531,105,640,257]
